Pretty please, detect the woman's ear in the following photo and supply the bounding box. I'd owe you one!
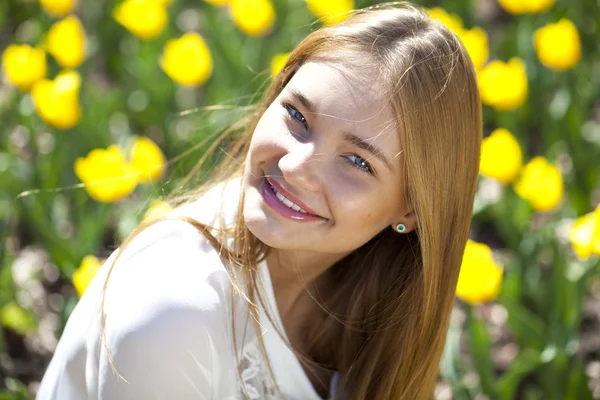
[391,210,417,233]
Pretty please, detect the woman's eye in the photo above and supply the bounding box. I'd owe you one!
[283,103,308,129]
[346,154,374,175]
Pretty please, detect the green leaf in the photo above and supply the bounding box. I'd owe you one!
[501,298,546,350]
[440,316,473,399]
[497,349,542,400]
[566,360,593,400]
[0,302,36,335]
[467,307,498,398]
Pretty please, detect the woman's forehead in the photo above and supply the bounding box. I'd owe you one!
[283,59,395,129]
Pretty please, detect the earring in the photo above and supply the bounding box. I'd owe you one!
[395,223,406,233]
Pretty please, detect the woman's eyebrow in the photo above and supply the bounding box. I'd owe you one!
[288,88,316,113]
[342,132,394,172]
[288,88,394,172]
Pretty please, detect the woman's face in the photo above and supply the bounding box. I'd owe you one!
[243,58,413,257]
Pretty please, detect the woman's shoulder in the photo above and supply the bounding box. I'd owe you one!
[37,210,242,398]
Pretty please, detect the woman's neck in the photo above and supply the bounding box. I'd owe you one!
[265,248,347,319]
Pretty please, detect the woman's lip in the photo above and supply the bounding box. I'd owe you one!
[264,177,325,218]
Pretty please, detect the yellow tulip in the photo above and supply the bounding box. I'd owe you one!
[72,255,102,297]
[427,8,488,71]
[497,0,554,14]
[514,156,563,212]
[46,15,87,68]
[534,19,581,71]
[460,27,489,71]
[427,7,463,35]
[230,0,275,37]
[478,58,528,111]
[113,0,168,40]
[160,33,213,86]
[143,199,173,222]
[130,136,166,183]
[307,0,354,25]
[31,70,81,129]
[480,128,523,184]
[456,240,503,304]
[2,44,47,92]
[568,205,600,260]
[39,0,78,17]
[74,145,139,202]
[270,52,289,77]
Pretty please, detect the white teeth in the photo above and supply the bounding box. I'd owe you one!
[270,183,308,214]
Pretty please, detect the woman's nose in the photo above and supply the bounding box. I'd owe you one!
[278,143,323,193]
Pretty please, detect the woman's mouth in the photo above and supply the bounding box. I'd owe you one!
[261,177,326,221]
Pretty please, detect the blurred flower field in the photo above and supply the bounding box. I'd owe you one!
[1,0,599,398]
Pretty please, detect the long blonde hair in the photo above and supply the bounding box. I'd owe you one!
[100,3,482,399]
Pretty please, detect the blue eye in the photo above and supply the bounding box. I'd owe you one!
[283,103,308,129]
[346,154,374,175]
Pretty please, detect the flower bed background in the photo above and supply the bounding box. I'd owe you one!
[1,0,599,398]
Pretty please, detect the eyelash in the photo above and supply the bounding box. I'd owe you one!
[282,102,375,176]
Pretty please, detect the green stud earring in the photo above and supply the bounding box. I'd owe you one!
[396,223,406,233]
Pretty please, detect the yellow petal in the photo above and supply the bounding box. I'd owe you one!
[40,0,78,17]
[514,157,563,212]
[72,255,102,297]
[129,136,166,183]
[307,0,354,25]
[74,146,139,202]
[568,212,596,260]
[479,128,523,183]
[478,58,528,111]
[160,33,213,86]
[2,44,47,91]
[113,0,168,40]
[270,52,289,77]
[31,70,81,129]
[46,15,87,68]
[534,19,581,71]
[456,240,503,304]
[230,0,276,36]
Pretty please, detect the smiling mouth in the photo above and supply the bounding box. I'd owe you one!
[267,180,310,214]
[262,176,326,220]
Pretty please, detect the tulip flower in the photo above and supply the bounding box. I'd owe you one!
[2,44,47,92]
[74,145,139,202]
[39,0,78,17]
[428,8,488,71]
[46,15,87,68]
[459,27,488,71]
[427,7,463,34]
[130,136,167,183]
[480,128,523,184]
[514,156,563,212]
[160,33,213,86]
[270,52,289,77]
[497,0,554,14]
[31,70,81,129]
[534,19,581,71]
[457,240,503,304]
[478,58,528,111]
[307,0,354,25]
[230,0,276,37]
[568,205,600,260]
[72,255,102,297]
[113,0,168,40]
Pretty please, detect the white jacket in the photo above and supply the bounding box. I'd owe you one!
[36,177,337,400]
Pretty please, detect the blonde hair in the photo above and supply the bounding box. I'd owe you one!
[100,3,482,399]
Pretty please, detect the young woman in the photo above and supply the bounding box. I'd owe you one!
[37,3,482,399]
